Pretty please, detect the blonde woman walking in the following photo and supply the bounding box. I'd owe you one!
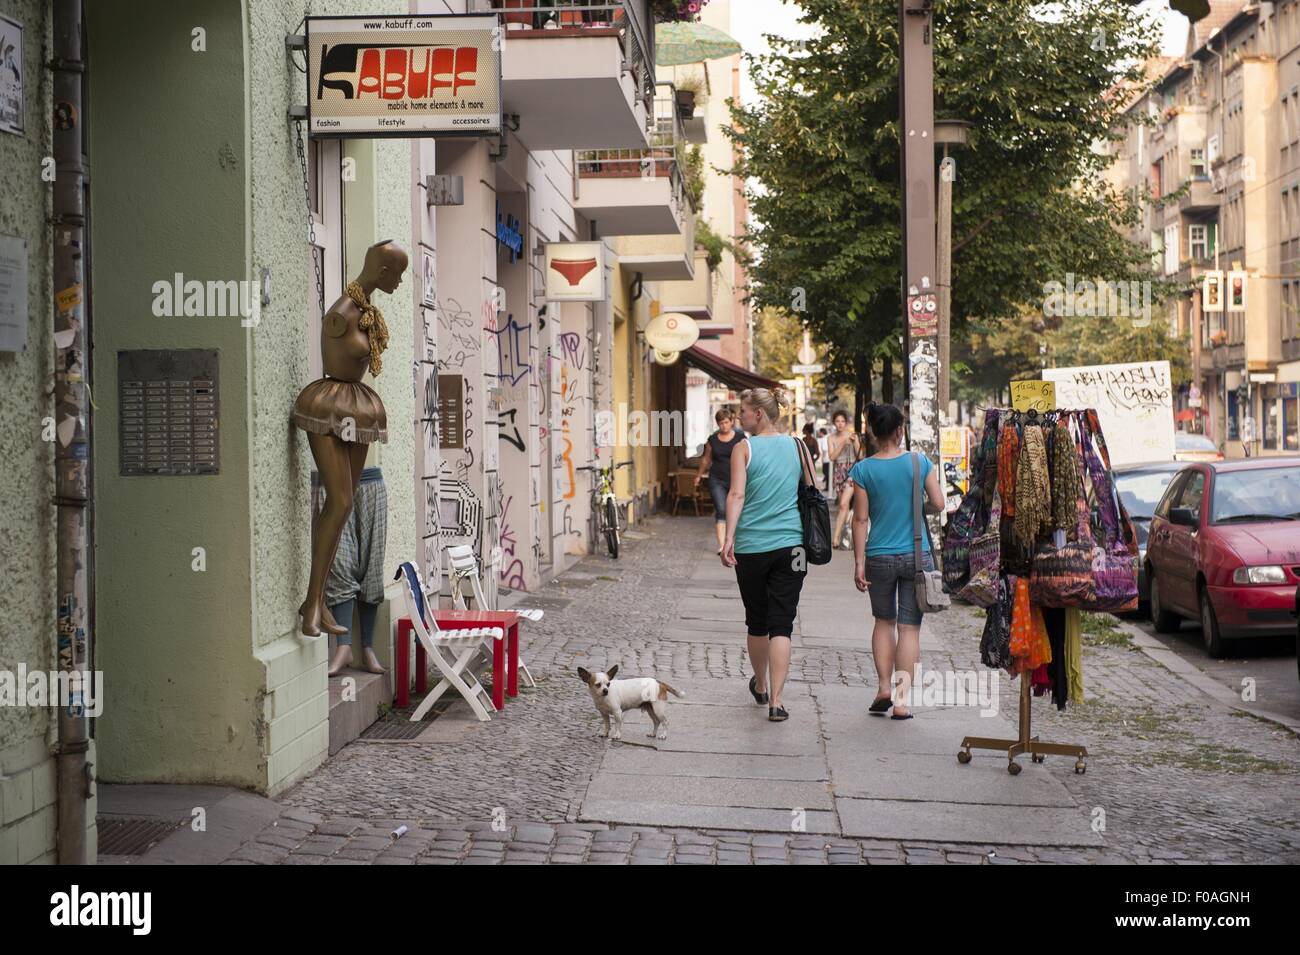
[721,387,808,722]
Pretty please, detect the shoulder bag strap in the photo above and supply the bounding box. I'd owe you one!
[912,452,940,561]
[792,436,814,488]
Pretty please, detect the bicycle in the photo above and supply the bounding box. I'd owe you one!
[575,460,631,558]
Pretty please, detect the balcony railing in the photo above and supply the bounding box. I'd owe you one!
[474,1,655,125]
[575,83,695,217]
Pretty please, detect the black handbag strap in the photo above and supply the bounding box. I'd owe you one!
[912,452,939,563]
[792,436,816,489]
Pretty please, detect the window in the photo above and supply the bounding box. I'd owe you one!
[1190,147,1207,180]
[1207,134,1220,164]
[1189,223,1209,259]
[1174,470,1206,522]
[1164,223,1180,275]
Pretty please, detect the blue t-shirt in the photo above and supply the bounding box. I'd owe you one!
[849,453,932,557]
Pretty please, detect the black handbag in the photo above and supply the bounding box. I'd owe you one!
[793,437,832,565]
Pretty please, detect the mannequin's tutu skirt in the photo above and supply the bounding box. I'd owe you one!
[291,378,387,443]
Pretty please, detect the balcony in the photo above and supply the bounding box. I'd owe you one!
[1179,176,1218,213]
[657,249,715,325]
[617,207,696,281]
[574,88,695,236]
[474,1,654,150]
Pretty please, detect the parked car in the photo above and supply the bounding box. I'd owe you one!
[1113,460,1189,611]
[1174,431,1224,462]
[1145,457,1300,657]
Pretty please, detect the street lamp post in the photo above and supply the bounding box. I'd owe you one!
[934,118,971,423]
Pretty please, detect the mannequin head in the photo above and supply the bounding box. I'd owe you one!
[358,239,409,295]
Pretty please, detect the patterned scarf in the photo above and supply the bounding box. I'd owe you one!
[1051,419,1081,530]
[347,281,390,376]
[1013,424,1052,548]
[997,423,1019,519]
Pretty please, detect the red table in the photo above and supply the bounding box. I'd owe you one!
[395,610,521,712]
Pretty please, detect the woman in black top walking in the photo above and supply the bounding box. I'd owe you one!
[695,408,745,554]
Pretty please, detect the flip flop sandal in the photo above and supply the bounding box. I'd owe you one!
[749,675,769,706]
[868,696,893,715]
[890,712,914,721]
[768,705,789,722]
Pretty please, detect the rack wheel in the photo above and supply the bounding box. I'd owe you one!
[1074,760,1086,775]
[957,750,972,764]
[1007,760,1021,776]
[1032,753,1045,764]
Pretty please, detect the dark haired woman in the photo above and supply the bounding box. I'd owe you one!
[829,410,861,548]
[695,408,745,554]
[850,403,945,719]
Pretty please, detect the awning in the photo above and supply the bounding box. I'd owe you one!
[680,345,780,392]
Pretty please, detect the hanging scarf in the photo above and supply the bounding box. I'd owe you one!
[347,281,390,376]
[1051,419,1081,530]
[1013,424,1052,548]
[997,423,1019,519]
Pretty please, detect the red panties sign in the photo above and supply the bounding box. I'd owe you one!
[544,242,607,302]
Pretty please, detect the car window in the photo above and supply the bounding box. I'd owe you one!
[1210,466,1300,523]
[1174,470,1205,520]
[1155,472,1187,519]
[1117,470,1180,518]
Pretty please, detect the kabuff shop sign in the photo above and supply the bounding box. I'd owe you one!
[306,15,501,137]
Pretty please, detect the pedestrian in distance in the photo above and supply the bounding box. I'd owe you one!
[816,427,831,490]
[829,409,862,549]
[721,387,810,722]
[694,407,745,554]
[851,402,945,720]
[801,421,821,474]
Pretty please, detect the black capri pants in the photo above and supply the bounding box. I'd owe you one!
[733,545,808,638]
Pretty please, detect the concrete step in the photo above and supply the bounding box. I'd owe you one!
[327,669,391,756]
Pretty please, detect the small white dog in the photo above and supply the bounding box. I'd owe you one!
[577,665,684,740]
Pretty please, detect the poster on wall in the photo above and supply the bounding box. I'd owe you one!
[0,15,22,136]
[0,234,28,351]
[1042,360,1175,466]
[305,14,501,138]
[544,241,606,302]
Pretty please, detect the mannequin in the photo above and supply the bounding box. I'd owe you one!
[292,239,408,637]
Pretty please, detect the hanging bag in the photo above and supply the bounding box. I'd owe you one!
[958,489,1003,607]
[793,436,833,565]
[911,452,950,613]
[979,573,1015,670]
[1029,496,1097,608]
[1076,426,1139,612]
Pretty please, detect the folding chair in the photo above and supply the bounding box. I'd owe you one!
[393,561,504,722]
[445,543,538,688]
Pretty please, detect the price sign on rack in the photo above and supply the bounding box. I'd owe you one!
[1011,380,1056,413]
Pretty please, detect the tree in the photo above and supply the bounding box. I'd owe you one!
[728,0,1167,412]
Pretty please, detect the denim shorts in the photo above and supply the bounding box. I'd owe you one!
[865,551,935,626]
[708,476,729,522]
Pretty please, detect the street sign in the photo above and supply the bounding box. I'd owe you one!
[1249,372,1276,384]
[798,343,817,364]
[791,363,823,375]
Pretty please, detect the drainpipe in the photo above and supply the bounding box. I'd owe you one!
[51,0,91,865]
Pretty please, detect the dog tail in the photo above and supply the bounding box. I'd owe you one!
[659,681,685,699]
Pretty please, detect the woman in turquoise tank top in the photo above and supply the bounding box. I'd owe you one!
[722,387,808,722]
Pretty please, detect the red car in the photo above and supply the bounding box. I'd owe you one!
[1145,457,1300,657]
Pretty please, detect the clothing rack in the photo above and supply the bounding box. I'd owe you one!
[958,674,1088,775]
[951,405,1119,777]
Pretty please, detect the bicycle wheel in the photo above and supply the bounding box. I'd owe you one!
[604,497,620,558]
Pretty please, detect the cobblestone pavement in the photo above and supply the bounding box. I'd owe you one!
[255,515,1300,865]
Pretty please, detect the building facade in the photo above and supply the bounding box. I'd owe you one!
[0,0,702,863]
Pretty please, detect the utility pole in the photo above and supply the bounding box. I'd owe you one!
[899,0,938,460]
[52,0,91,864]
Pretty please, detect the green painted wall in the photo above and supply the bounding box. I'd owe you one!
[87,0,262,785]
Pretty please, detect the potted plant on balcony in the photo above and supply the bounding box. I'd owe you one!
[651,0,710,23]
[1210,328,1228,347]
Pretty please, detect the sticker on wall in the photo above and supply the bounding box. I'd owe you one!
[0,15,23,136]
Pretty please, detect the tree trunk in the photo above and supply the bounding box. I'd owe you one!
[882,356,895,405]
[853,352,873,432]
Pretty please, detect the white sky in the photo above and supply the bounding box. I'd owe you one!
[727,0,1187,108]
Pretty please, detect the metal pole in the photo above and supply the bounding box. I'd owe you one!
[937,146,953,420]
[899,0,938,462]
[52,0,91,865]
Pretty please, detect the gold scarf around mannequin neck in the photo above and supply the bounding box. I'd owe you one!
[346,281,389,376]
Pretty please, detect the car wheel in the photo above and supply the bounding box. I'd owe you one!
[1199,587,1225,659]
[1149,574,1180,633]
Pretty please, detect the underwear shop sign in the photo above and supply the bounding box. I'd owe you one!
[644,311,699,353]
[306,15,501,138]
[544,241,606,302]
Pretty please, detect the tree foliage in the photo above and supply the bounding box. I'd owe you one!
[727,0,1175,402]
